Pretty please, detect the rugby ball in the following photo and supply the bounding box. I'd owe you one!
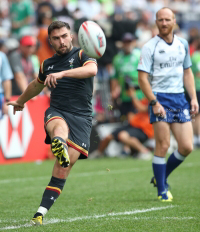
[78,21,106,59]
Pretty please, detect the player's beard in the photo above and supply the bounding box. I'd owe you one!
[159,25,173,36]
[56,42,73,55]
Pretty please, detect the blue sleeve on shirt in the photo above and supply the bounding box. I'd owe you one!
[0,52,13,81]
[178,37,192,69]
[137,45,153,73]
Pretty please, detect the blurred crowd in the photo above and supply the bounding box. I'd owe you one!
[1,0,200,157]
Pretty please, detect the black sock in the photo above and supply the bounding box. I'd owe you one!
[34,176,66,217]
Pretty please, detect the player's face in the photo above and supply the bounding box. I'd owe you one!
[156,9,176,36]
[123,41,134,54]
[49,27,73,55]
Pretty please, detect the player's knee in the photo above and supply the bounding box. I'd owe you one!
[158,141,170,154]
[118,131,128,141]
[106,134,114,142]
[52,125,68,140]
[179,143,193,156]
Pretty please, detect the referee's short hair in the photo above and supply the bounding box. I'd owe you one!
[48,21,70,36]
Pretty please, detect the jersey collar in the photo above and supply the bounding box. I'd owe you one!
[157,34,175,46]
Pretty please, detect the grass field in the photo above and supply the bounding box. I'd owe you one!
[0,150,200,232]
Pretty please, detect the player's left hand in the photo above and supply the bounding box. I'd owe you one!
[190,98,199,115]
[45,72,64,88]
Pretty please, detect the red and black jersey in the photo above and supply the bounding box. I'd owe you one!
[37,47,97,117]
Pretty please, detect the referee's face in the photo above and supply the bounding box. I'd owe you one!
[156,9,175,37]
[49,27,73,55]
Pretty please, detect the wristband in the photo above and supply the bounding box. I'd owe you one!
[149,99,158,106]
[4,99,10,103]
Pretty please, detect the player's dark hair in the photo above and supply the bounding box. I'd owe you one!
[48,21,70,36]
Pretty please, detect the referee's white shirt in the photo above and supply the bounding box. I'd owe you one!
[137,35,192,93]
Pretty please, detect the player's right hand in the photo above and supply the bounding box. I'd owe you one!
[7,101,24,115]
[152,102,166,118]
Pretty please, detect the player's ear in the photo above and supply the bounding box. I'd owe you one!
[173,12,176,25]
[70,33,73,41]
[48,37,52,46]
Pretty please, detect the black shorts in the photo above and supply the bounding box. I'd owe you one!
[112,124,148,143]
[119,101,135,116]
[44,107,92,159]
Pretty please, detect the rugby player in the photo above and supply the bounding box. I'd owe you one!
[8,21,97,224]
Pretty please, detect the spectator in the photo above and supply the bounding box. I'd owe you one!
[37,12,55,64]
[54,0,74,29]
[78,0,102,20]
[10,0,34,38]
[89,87,153,160]
[0,50,13,118]
[111,33,142,122]
[8,35,37,96]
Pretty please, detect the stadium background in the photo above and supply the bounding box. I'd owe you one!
[0,0,200,164]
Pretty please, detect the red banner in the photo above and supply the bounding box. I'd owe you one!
[0,96,50,164]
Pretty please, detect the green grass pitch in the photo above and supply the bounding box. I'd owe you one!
[0,150,200,232]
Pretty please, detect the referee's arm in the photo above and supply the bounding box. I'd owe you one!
[184,67,199,114]
[138,70,156,102]
[184,68,197,100]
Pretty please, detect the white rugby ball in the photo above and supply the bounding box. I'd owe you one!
[78,21,106,59]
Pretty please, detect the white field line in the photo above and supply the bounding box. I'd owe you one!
[0,206,175,230]
[107,216,195,221]
[0,167,150,184]
[0,161,198,185]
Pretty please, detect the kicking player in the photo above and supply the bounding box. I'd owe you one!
[7,21,97,225]
[137,8,199,201]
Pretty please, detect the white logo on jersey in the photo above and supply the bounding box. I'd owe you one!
[69,58,74,64]
[69,58,74,69]
[48,65,54,70]
[82,143,87,148]
[47,114,52,119]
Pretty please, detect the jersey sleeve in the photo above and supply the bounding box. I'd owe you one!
[78,50,97,67]
[37,61,46,84]
[137,45,152,73]
[179,38,192,69]
[1,53,13,81]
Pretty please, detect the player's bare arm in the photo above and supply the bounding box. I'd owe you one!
[45,63,97,88]
[7,79,45,114]
[184,68,199,115]
[138,70,166,117]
